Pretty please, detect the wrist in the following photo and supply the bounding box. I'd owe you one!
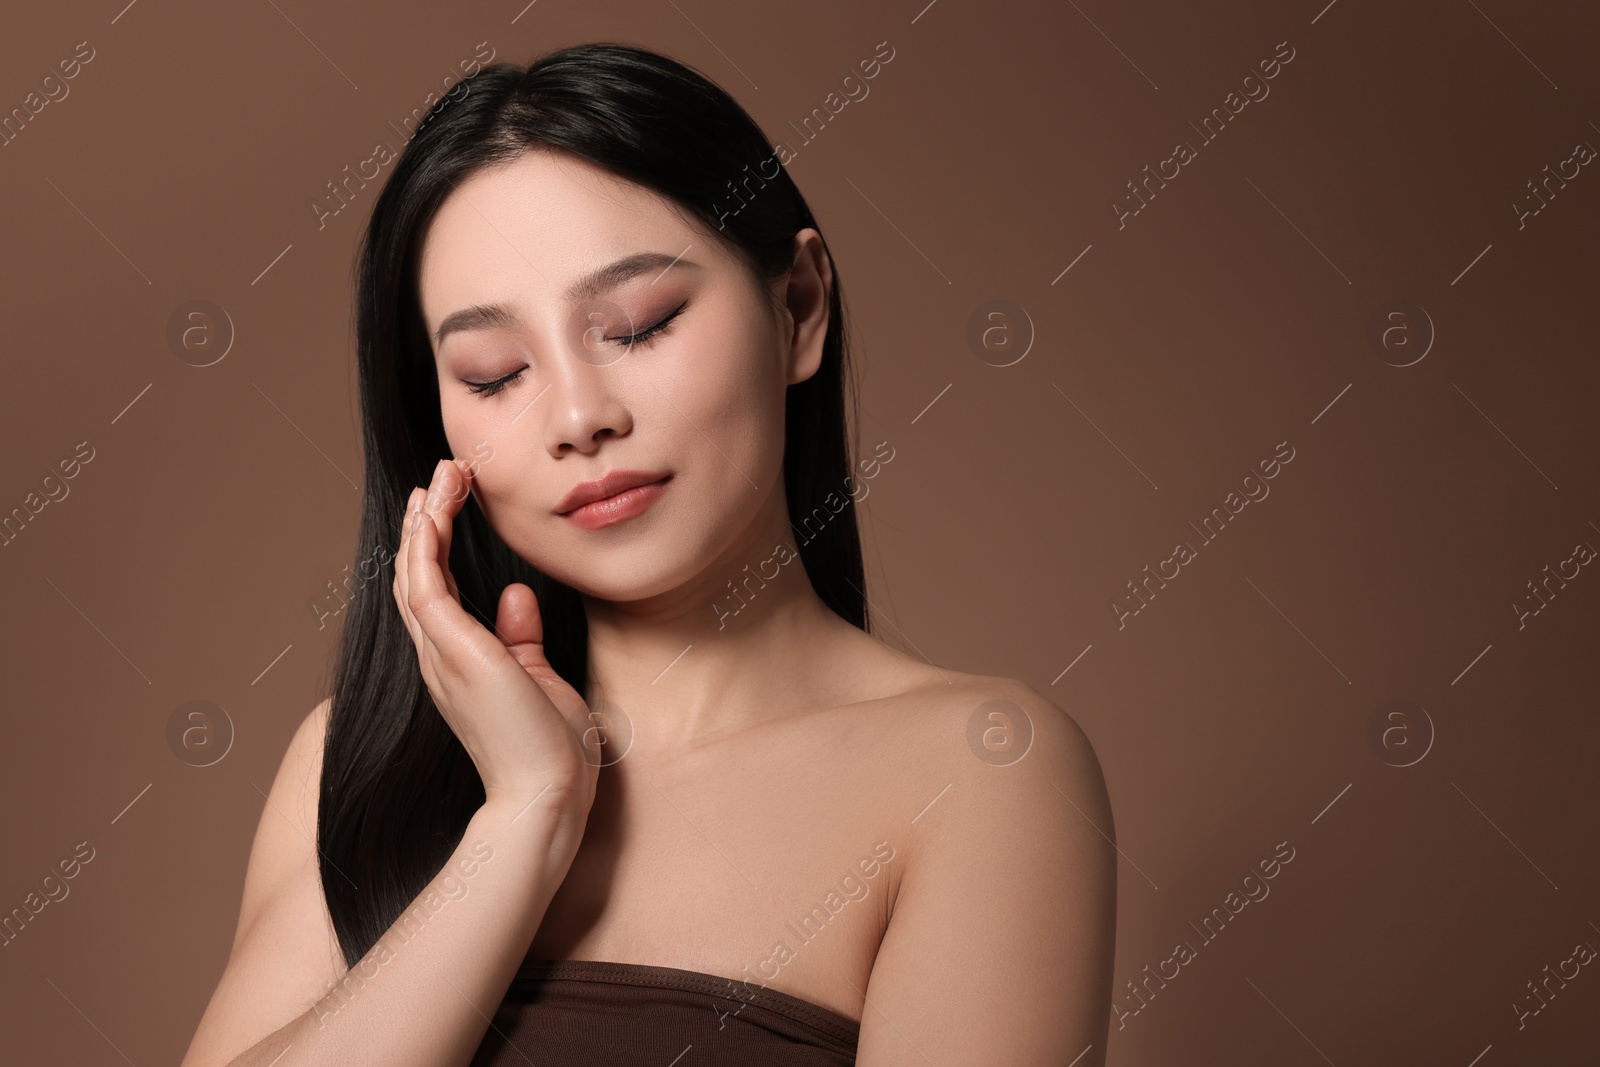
[472,793,588,873]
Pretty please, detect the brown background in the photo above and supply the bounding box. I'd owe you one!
[2,0,1597,1063]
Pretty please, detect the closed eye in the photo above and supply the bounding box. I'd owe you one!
[611,300,687,348]
[466,369,524,397]
[465,301,687,398]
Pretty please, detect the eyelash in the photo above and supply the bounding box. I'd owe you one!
[465,301,688,398]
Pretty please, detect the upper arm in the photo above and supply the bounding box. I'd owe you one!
[180,698,347,1067]
[857,683,1117,1066]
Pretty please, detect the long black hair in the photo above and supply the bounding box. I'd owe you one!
[317,42,868,967]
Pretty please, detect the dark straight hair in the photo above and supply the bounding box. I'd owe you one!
[317,42,868,967]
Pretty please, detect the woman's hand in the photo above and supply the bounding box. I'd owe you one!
[392,458,600,831]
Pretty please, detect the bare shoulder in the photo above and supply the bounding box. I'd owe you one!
[878,669,1108,812]
[854,670,1117,1063]
[863,665,1115,887]
[234,696,334,941]
[179,697,342,1067]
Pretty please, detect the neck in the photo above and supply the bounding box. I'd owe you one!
[579,526,858,758]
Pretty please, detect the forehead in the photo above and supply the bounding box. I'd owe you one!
[416,150,709,327]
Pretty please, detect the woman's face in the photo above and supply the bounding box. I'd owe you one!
[416,149,823,603]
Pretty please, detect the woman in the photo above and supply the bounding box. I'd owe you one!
[181,42,1116,1067]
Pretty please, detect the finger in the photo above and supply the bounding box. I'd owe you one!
[495,583,543,652]
[406,488,491,652]
[393,488,425,643]
[393,488,417,611]
[422,459,468,602]
[495,584,591,751]
[497,584,567,690]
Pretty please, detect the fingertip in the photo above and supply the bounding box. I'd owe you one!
[497,581,526,616]
[496,583,544,644]
[446,458,472,504]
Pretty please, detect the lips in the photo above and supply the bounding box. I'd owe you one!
[555,469,673,515]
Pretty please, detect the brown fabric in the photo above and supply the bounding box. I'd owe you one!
[471,959,861,1066]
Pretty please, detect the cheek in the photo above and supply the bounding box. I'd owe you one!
[441,393,510,462]
[674,325,787,474]
[438,395,475,456]
[463,437,522,497]
[438,404,515,508]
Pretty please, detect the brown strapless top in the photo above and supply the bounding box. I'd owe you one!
[470,959,861,1066]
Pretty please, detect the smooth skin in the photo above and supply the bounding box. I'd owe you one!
[180,149,1116,1067]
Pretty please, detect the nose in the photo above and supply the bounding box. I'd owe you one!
[544,358,632,456]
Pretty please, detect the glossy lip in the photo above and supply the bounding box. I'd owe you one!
[561,479,670,530]
[555,469,673,516]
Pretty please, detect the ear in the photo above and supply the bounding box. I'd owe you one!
[782,228,832,386]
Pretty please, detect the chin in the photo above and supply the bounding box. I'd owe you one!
[532,545,696,603]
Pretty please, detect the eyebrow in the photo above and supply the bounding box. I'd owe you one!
[431,250,699,347]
